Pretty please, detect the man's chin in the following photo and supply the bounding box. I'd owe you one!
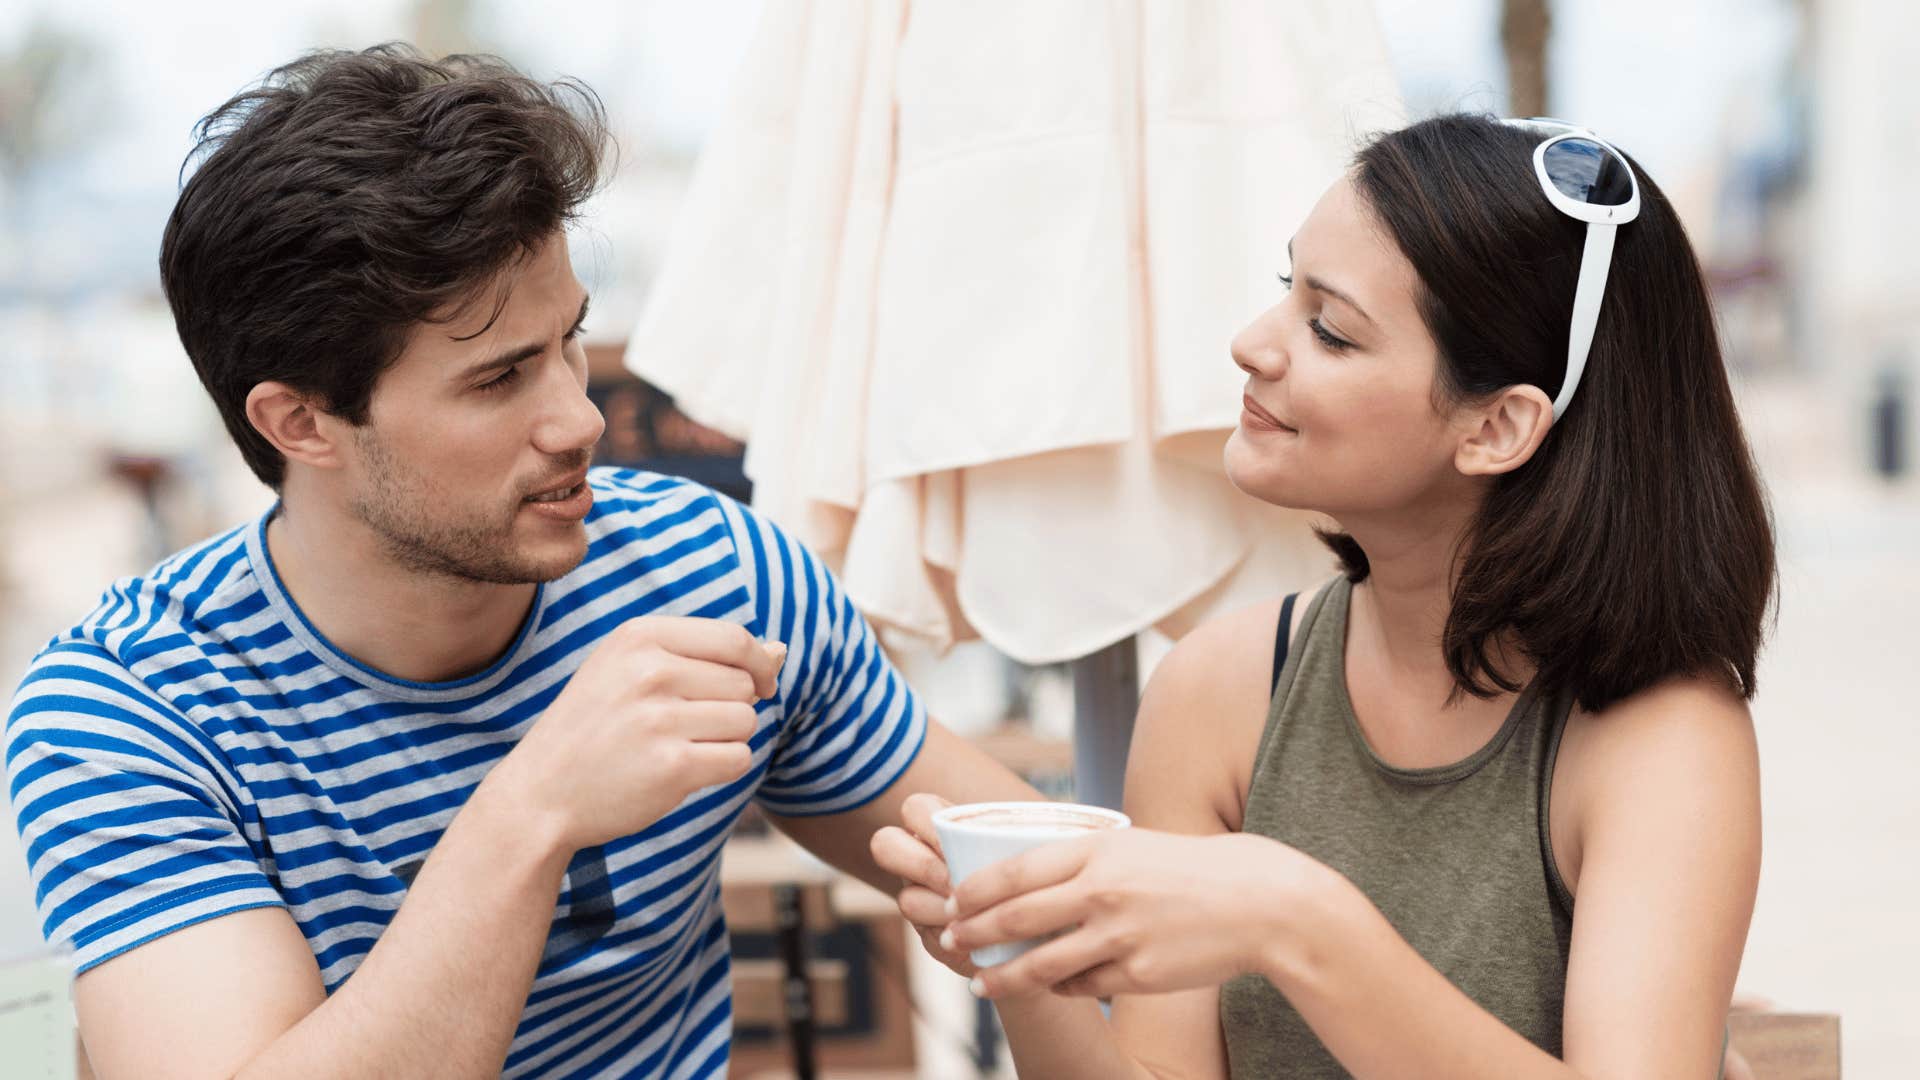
[428,522,588,586]
[514,523,590,583]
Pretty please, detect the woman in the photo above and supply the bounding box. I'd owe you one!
[872,113,1773,1078]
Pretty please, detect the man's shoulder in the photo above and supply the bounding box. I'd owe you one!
[36,520,262,676]
[8,619,208,779]
[556,467,743,595]
[586,466,727,517]
[572,467,815,623]
[10,521,263,736]
[581,466,757,559]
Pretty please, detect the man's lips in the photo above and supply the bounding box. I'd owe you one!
[525,470,590,502]
[1241,395,1296,433]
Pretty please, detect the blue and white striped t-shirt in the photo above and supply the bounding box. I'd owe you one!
[4,467,927,1078]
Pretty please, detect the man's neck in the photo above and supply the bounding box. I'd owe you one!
[265,495,538,685]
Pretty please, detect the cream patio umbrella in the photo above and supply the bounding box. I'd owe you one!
[624,0,1403,807]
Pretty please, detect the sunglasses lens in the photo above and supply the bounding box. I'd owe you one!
[1542,138,1634,206]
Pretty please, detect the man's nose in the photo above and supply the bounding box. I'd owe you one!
[533,359,606,456]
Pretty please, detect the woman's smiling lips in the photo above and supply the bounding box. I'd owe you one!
[1240,394,1298,434]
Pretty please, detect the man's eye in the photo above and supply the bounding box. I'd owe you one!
[478,366,522,392]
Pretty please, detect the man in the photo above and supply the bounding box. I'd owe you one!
[4,45,1031,1078]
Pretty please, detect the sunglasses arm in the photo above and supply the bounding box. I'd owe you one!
[1554,221,1618,421]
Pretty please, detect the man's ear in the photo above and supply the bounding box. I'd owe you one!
[244,382,351,473]
[1455,384,1554,478]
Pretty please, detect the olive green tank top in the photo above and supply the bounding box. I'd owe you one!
[1219,576,1576,1078]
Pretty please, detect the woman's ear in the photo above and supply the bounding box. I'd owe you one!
[1455,384,1554,477]
[245,382,349,474]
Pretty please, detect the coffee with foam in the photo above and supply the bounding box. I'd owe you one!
[944,806,1123,834]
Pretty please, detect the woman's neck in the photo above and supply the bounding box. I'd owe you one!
[1338,498,1531,704]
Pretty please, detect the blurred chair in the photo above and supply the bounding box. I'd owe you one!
[721,824,918,1079]
[104,452,176,565]
[1727,1012,1841,1080]
[583,343,750,503]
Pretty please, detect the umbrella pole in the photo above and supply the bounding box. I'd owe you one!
[1069,636,1141,811]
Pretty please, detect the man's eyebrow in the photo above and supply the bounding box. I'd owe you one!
[1287,239,1376,329]
[455,294,591,382]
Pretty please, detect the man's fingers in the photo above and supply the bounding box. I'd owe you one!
[871,826,950,892]
[896,885,954,928]
[643,656,760,703]
[625,617,785,698]
[900,793,953,851]
[680,740,755,788]
[674,700,760,743]
[746,639,786,699]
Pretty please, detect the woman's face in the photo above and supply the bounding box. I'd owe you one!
[1225,175,1480,519]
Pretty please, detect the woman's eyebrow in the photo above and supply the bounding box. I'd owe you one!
[1288,239,1376,329]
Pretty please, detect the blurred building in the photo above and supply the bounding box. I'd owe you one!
[1804,0,1920,466]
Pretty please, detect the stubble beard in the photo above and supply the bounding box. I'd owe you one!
[347,428,586,586]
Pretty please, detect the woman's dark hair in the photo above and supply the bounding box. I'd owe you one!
[159,43,611,488]
[1329,113,1775,713]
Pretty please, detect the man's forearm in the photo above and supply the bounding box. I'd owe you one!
[772,720,1042,896]
[237,777,572,1078]
[994,993,1167,1080]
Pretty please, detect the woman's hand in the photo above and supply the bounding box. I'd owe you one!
[869,793,979,977]
[945,828,1336,1000]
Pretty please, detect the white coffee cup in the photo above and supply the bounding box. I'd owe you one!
[932,800,1131,969]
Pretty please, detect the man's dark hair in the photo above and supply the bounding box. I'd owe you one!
[160,43,611,488]
[1329,113,1776,713]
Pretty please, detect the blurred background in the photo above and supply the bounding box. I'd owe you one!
[1,0,1912,1076]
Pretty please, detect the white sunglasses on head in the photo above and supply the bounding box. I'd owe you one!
[1499,117,1641,421]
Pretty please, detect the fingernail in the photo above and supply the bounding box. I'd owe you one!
[938,928,956,951]
[968,976,986,998]
[944,896,958,917]
[766,641,788,663]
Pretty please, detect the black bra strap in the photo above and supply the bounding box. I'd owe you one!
[1270,592,1299,696]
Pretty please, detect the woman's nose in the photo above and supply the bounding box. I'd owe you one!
[1231,309,1288,379]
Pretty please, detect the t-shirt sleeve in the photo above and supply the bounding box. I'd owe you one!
[5,641,284,975]
[711,494,928,817]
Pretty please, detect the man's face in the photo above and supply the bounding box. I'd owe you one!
[343,232,606,585]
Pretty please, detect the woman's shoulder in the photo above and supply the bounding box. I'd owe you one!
[1145,586,1322,716]
[1552,671,1760,894]
[1563,671,1755,770]
[1152,576,1337,696]
[1127,594,1304,830]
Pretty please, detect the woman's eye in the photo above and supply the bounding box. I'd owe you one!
[1309,318,1352,351]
